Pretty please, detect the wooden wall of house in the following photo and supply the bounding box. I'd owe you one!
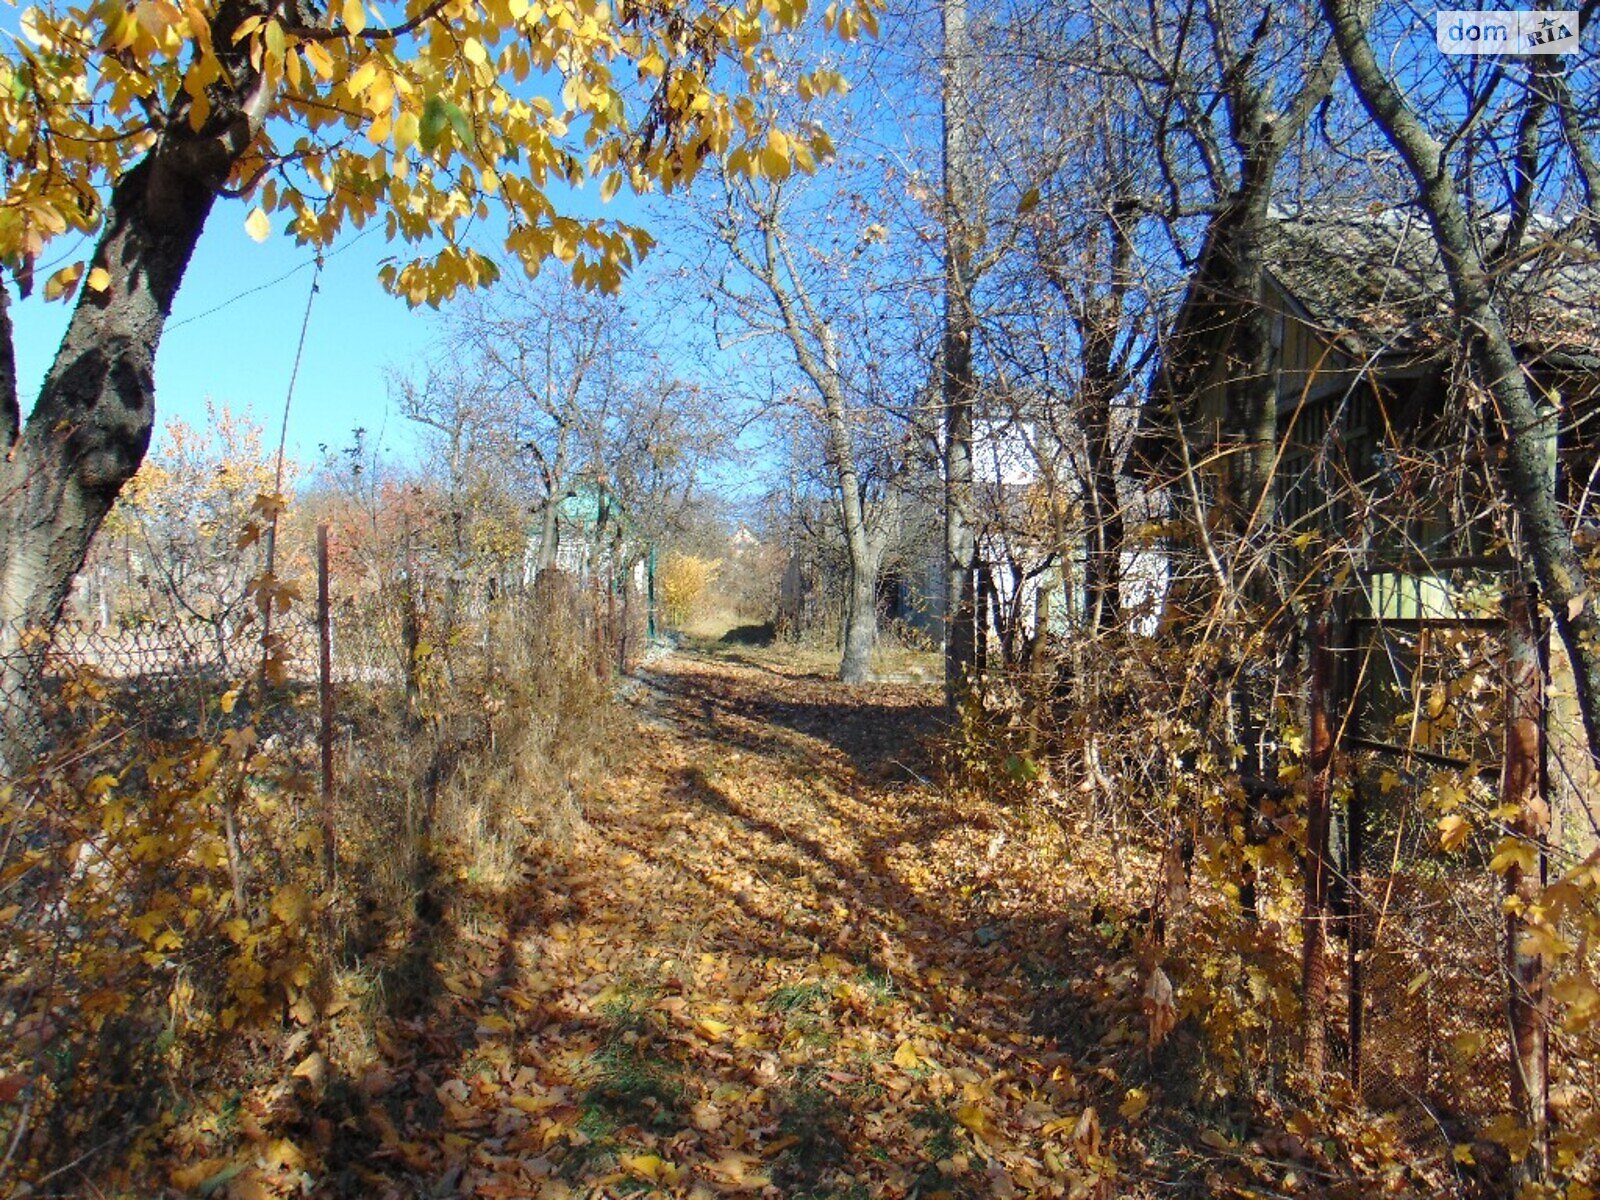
[1184,285,1364,505]
[1270,296,1362,415]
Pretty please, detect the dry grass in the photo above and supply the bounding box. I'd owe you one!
[336,578,620,941]
[0,579,636,1194]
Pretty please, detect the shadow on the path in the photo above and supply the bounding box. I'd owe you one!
[639,654,945,781]
[273,656,1157,1200]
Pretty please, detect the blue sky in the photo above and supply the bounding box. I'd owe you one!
[1,18,908,504]
[7,180,789,498]
[0,0,691,474]
[6,142,700,473]
[12,206,437,464]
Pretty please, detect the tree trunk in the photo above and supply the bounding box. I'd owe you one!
[734,195,887,686]
[536,496,562,573]
[1068,197,1140,635]
[0,13,264,769]
[0,145,234,766]
[840,549,878,685]
[535,435,569,574]
[1083,388,1124,632]
[827,383,880,685]
[941,0,978,709]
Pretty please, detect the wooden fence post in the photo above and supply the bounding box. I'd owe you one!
[1503,583,1549,1183]
[606,564,619,675]
[317,524,336,888]
[401,520,423,729]
[1301,595,1336,1086]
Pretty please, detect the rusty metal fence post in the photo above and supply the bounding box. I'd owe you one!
[1503,582,1549,1183]
[1301,595,1337,1085]
[1347,771,1365,1093]
[317,524,337,888]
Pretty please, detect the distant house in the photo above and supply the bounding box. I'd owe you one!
[885,416,1165,663]
[869,421,1053,657]
[523,479,650,593]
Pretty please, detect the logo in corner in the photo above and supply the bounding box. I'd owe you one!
[1436,9,1581,54]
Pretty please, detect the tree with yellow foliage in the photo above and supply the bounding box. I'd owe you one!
[658,550,718,630]
[0,0,868,741]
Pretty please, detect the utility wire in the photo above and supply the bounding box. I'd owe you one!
[167,224,375,333]
[259,254,323,686]
[166,260,315,332]
[274,254,324,496]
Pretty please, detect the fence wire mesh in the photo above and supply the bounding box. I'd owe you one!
[959,592,1593,1184]
[0,550,650,784]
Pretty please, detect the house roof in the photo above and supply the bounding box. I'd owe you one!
[1263,208,1600,369]
[1131,207,1600,480]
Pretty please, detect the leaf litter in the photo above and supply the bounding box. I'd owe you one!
[156,649,1401,1200]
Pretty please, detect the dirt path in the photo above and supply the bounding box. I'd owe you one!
[310,650,1154,1199]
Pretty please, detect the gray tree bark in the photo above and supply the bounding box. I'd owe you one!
[819,325,886,685]
[717,180,896,685]
[1148,24,1340,919]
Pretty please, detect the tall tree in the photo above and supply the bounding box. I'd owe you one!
[1089,0,1342,563]
[405,271,727,586]
[1089,0,1342,927]
[1322,0,1600,1168]
[447,276,635,575]
[1322,0,1600,768]
[699,125,914,683]
[984,19,1162,635]
[391,355,524,634]
[940,0,979,706]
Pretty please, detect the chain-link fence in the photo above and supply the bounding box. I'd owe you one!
[1332,598,1598,1172]
[960,582,1591,1183]
[0,536,650,784]
[0,616,277,758]
[1341,758,1512,1147]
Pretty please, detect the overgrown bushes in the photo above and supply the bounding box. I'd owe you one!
[952,578,1600,1194]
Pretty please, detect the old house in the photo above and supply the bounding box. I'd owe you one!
[1149,207,1600,561]
[1132,205,1600,1115]
[1143,206,1600,847]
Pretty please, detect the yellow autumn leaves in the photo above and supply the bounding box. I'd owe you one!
[4,0,874,307]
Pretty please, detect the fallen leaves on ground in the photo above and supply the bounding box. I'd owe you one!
[149,650,1419,1199]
